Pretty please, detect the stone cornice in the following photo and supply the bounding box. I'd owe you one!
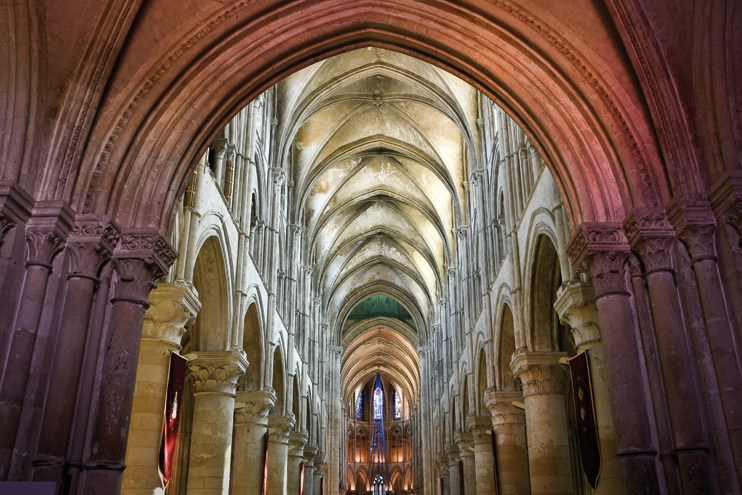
[268,415,296,438]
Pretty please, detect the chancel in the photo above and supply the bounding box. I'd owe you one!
[0,2,741,495]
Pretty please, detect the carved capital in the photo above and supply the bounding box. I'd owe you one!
[115,228,177,276]
[444,443,460,463]
[624,208,677,273]
[289,430,309,455]
[234,388,276,425]
[188,349,248,395]
[567,223,631,298]
[211,137,229,157]
[668,196,718,263]
[554,281,601,347]
[465,416,493,441]
[0,182,34,246]
[453,431,474,454]
[303,443,319,464]
[511,351,568,397]
[268,414,296,439]
[24,202,75,266]
[142,281,201,346]
[112,229,177,304]
[483,389,525,426]
[65,215,120,278]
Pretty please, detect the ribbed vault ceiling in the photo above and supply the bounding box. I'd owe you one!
[277,48,478,403]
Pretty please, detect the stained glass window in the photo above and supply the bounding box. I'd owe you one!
[394,389,402,419]
[356,393,363,419]
[373,386,383,420]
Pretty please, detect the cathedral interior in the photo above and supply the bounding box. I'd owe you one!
[0,1,741,495]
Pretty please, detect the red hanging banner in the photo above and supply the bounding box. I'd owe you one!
[568,351,601,489]
[158,352,188,487]
[300,461,306,495]
[262,431,270,495]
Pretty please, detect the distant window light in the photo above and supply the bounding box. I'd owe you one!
[394,389,402,420]
[356,393,363,420]
[373,386,383,420]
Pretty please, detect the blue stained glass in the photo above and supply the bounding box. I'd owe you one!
[356,393,363,419]
[373,387,383,420]
[394,389,402,419]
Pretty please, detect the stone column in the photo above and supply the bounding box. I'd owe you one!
[31,217,117,486]
[625,210,712,493]
[231,389,276,495]
[670,201,742,486]
[483,390,529,495]
[454,433,475,495]
[567,224,661,494]
[0,205,71,479]
[121,282,200,495]
[313,456,325,495]
[288,431,309,495]
[186,350,247,495]
[466,417,496,495]
[445,445,461,495]
[303,444,318,495]
[512,351,573,495]
[437,454,450,495]
[554,281,624,494]
[267,415,295,495]
[82,231,177,495]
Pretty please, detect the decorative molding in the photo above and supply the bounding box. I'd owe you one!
[484,389,525,426]
[554,282,601,347]
[142,281,201,345]
[511,351,568,397]
[66,214,120,278]
[268,414,296,438]
[188,349,248,395]
[667,197,718,263]
[234,388,277,424]
[567,223,631,298]
[624,208,676,274]
[24,202,76,266]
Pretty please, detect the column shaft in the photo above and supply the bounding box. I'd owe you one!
[231,390,276,495]
[512,352,573,495]
[484,391,529,495]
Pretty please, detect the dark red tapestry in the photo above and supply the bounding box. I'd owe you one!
[568,351,601,489]
[158,352,188,487]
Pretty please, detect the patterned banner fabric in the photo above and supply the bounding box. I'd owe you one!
[159,352,188,487]
[568,351,601,489]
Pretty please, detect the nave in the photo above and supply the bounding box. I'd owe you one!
[1,2,741,495]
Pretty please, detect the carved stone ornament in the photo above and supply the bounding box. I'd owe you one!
[112,228,177,304]
[466,416,494,440]
[511,351,568,398]
[0,181,34,246]
[188,349,248,395]
[453,431,474,453]
[303,443,319,464]
[483,389,525,426]
[289,430,310,455]
[268,414,296,438]
[667,195,718,263]
[142,281,201,345]
[23,202,75,267]
[65,214,121,278]
[568,225,632,298]
[554,281,601,347]
[624,208,676,274]
[445,443,460,462]
[234,388,277,424]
